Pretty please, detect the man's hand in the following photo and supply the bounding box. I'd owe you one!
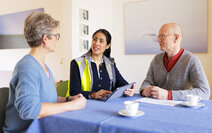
[141,86,152,97]
[150,86,168,100]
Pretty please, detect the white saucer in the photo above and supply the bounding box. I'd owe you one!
[118,110,144,117]
[181,101,205,108]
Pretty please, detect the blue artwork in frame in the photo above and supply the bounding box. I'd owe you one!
[0,8,44,49]
[125,0,207,54]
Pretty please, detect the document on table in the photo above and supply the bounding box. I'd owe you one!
[135,97,182,106]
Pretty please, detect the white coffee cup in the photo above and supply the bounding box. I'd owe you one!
[186,94,201,106]
[124,101,139,115]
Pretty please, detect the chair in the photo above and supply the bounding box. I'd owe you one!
[0,87,9,133]
[56,80,68,97]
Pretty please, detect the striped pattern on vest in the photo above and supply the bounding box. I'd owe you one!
[67,52,116,97]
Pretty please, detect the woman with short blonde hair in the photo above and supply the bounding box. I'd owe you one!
[3,12,87,133]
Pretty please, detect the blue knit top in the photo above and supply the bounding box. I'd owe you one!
[3,54,57,133]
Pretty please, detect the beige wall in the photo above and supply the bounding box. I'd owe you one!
[0,0,211,98]
[199,0,212,98]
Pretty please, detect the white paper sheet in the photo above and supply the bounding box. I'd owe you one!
[135,97,182,106]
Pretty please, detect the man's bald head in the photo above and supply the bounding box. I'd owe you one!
[157,23,183,55]
[160,23,183,39]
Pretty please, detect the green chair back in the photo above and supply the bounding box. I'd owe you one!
[56,80,68,97]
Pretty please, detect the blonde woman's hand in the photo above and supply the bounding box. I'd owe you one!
[67,94,87,110]
[68,93,83,101]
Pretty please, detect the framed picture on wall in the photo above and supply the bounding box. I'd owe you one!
[83,40,89,50]
[80,24,89,36]
[79,8,89,21]
[80,39,89,52]
[124,0,207,54]
[0,8,44,49]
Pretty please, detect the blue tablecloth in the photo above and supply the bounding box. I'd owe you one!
[27,94,212,133]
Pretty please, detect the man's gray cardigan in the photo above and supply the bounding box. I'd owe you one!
[140,50,210,100]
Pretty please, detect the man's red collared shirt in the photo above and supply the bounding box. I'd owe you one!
[163,48,184,100]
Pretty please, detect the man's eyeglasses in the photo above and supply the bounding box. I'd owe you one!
[157,34,173,39]
[48,33,60,40]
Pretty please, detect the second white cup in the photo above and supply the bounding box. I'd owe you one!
[186,94,201,106]
[124,101,139,115]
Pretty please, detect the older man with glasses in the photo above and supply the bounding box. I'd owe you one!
[140,23,210,100]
